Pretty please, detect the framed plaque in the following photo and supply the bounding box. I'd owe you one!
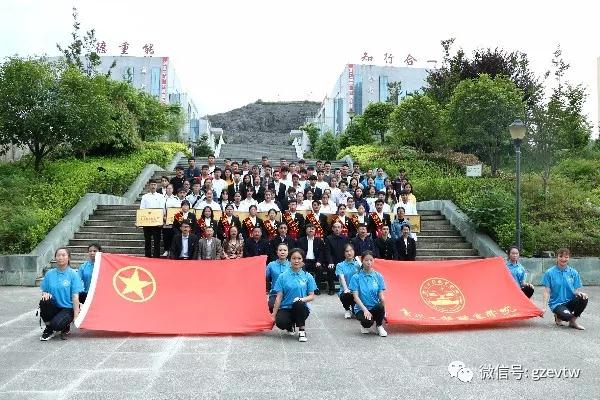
[136,209,163,227]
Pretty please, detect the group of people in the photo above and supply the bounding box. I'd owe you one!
[140,155,419,268]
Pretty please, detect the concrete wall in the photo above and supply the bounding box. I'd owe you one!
[0,152,184,286]
[521,257,600,286]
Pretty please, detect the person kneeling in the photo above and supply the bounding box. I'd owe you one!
[271,248,317,342]
[39,248,83,340]
[350,251,388,337]
[335,244,360,319]
[541,248,588,330]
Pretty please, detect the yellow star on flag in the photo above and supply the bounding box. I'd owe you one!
[119,268,152,300]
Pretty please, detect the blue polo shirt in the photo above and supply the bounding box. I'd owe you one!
[374,176,385,191]
[273,269,317,309]
[266,259,291,295]
[349,269,386,314]
[541,265,582,311]
[506,261,526,286]
[78,260,95,293]
[335,259,360,295]
[40,267,84,309]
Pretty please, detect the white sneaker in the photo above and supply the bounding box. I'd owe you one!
[162,251,169,257]
[287,328,295,336]
[377,325,388,337]
[360,326,370,334]
[298,331,307,342]
[344,310,352,319]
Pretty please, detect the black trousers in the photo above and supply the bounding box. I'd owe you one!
[162,227,174,253]
[304,260,323,289]
[143,226,162,258]
[275,301,310,331]
[268,294,276,313]
[521,285,534,299]
[325,265,336,291]
[79,292,88,304]
[39,299,74,332]
[553,296,588,321]
[339,292,354,311]
[356,303,385,328]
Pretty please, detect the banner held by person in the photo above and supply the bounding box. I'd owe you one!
[75,253,273,335]
[377,257,543,326]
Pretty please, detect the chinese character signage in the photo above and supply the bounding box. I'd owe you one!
[347,64,354,113]
[95,41,157,56]
[160,57,169,104]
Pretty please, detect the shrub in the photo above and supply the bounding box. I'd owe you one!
[0,142,187,254]
[314,131,339,161]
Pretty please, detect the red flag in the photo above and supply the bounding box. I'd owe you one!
[75,253,273,335]
[377,257,543,326]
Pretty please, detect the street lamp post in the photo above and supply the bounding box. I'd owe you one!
[509,119,526,250]
[347,109,356,126]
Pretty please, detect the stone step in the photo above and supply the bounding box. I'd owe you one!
[69,238,145,247]
[84,220,137,227]
[417,249,479,257]
[93,209,138,216]
[67,246,145,254]
[78,226,142,233]
[74,232,144,240]
[416,236,465,243]
[97,205,140,210]
[88,214,137,220]
[416,242,472,249]
[418,230,461,236]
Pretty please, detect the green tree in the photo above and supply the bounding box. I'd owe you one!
[425,38,542,110]
[527,46,592,192]
[56,7,115,76]
[300,122,320,150]
[388,94,446,151]
[446,74,525,175]
[338,115,374,149]
[386,81,402,104]
[57,67,115,157]
[0,58,65,171]
[362,102,396,143]
[314,131,339,160]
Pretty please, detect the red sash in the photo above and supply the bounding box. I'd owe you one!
[197,217,208,238]
[306,212,324,238]
[264,220,278,240]
[370,212,384,238]
[243,217,256,237]
[220,215,231,238]
[283,212,300,240]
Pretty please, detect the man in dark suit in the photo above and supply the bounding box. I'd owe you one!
[297,223,326,295]
[368,199,392,238]
[228,170,245,198]
[304,175,323,201]
[268,223,296,263]
[169,221,199,260]
[375,225,398,260]
[216,204,241,241]
[351,223,379,258]
[250,178,266,203]
[396,224,417,261]
[323,221,350,295]
[269,170,287,205]
[243,226,269,258]
[170,166,186,194]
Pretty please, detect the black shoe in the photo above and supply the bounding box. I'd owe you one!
[40,326,55,341]
[328,289,335,296]
[314,289,321,296]
[60,324,71,340]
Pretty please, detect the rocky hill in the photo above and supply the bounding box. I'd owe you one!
[207,100,320,144]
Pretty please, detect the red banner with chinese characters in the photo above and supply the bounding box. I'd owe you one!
[75,253,272,335]
[377,257,543,326]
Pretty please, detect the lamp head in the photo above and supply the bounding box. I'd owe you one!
[509,119,526,141]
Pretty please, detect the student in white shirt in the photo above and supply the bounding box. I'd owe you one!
[393,193,418,215]
[186,182,203,209]
[319,193,337,215]
[196,190,222,211]
[140,179,166,258]
[258,190,280,212]
[211,168,227,200]
[239,187,259,212]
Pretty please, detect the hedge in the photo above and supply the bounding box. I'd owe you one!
[0,142,188,254]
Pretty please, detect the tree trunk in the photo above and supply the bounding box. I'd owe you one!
[34,152,43,172]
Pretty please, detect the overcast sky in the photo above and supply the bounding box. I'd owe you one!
[1,0,598,136]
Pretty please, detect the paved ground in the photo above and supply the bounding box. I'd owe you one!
[0,286,598,400]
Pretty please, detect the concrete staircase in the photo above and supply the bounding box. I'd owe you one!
[219,143,298,161]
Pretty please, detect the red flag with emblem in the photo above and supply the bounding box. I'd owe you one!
[75,253,273,334]
[377,257,543,326]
